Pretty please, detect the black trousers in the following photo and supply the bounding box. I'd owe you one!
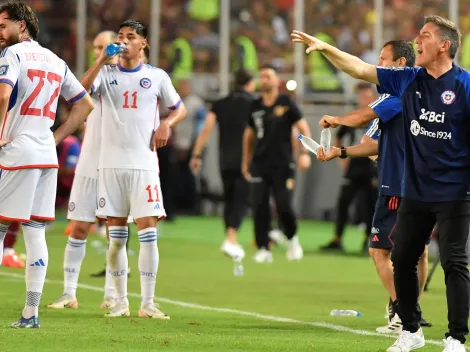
[335,179,377,238]
[391,199,470,342]
[157,145,176,219]
[221,170,249,230]
[251,167,297,249]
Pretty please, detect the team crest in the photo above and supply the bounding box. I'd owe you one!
[140,78,152,89]
[0,64,9,76]
[68,202,75,212]
[274,105,288,117]
[99,198,106,208]
[441,90,455,105]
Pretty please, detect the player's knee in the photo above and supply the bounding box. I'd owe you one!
[135,216,157,230]
[69,221,91,240]
[391,246,417,270]
[369,247,391,264]
[440,257,468,274]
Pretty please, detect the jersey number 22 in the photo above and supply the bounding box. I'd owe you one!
[21,69,63,120]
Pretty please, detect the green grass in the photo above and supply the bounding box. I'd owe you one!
[0,216,453,351]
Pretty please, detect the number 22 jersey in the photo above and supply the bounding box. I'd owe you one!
[91,62,181,172]
[0,39,86,170]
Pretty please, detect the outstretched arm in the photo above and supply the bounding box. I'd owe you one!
[291,31,378,84]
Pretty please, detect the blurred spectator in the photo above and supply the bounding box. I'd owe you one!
[56,135,81,209]
[173,79,207,212]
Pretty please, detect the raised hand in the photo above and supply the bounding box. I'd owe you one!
[319,115,338,128]
[291,30,327,54]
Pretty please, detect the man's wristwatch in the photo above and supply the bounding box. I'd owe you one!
[192,155,202,159]
[339,146,347,159]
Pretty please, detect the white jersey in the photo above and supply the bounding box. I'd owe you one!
[74,95,101,178]
[92,62,181,171]
[0,39,86,170]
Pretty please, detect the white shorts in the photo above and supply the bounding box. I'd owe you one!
[67,175,99,223]
[0,168,57,222]
[97,168,166,220]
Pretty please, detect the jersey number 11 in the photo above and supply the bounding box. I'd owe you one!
[123,91,138,109]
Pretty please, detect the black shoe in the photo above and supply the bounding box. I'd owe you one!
[420,317,432,327]
[90,269,106,277]
[320,241,344,251]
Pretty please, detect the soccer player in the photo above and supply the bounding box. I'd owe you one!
[317,40,432,333]
[47,31,121,311]
[293,15,469,352]
[81,20,187,318]
[190,69,255,260]
[0,1,93,328]
[241,64,311,263]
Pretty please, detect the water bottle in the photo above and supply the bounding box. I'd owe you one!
[233,258,244,277]
[298,134,320,155]
[330,310,361,317]
[320,128,331,153]
[106,43,126,57]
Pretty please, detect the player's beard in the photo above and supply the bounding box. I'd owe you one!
[2,31,21,48]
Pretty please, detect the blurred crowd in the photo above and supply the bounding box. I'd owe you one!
[7,0,470,218]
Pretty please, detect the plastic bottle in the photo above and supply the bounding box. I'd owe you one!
[106,43,127,57]
[233,258,244,277]
[320,128,331,153]
[298,134,320,155]
[330,310,361,317]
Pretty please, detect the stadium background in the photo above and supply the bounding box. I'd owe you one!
[18,0,467,222]
[0,1,465,350]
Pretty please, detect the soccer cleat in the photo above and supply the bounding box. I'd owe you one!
[320,240,344,251]
[220,240,245,260]
[377,313,403,334]
[138,303,170,320]
[387,328,425,352]
[47,294,78,309]
[286,235,303,261]
[253,248,273,263]
[2,253,25,269]
[100,297,117,309]
[442,337,466,352]
[104,302,130,317]
[268,229,287,247]
[420,317,432,327]
[11,316,40,328]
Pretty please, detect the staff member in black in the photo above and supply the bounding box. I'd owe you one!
[242,64,312,263]
[190,69,255,260]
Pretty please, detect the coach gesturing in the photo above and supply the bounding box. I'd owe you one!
[293,15,469,352]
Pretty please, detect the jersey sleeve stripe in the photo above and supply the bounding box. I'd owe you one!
[0,48,7,57]
[67,89,87,104]
[0,78,14,88]
[366,119,379,137]
[368,94,390,109]
[90,84,96,95]
[168,99,182,110]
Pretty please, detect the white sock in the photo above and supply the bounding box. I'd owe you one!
[138,227,159,307]
[63,237,86,298]
[104,243,116,299]
[22,221,48,318]
[107,226,128,306]
[0,223,8,265]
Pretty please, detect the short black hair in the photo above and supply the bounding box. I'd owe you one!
[234,69,253,88]
[260,63,278,73]
[383,40,415,67]
[0,1,39,40]
[119,20,148,39]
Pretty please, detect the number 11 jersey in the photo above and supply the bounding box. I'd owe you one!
[0,39,87,170]
[92,62,181,172]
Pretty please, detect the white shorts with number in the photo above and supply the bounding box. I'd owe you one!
[0,168,57,222]
[97,168,166,220]
[67,175,99,223]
